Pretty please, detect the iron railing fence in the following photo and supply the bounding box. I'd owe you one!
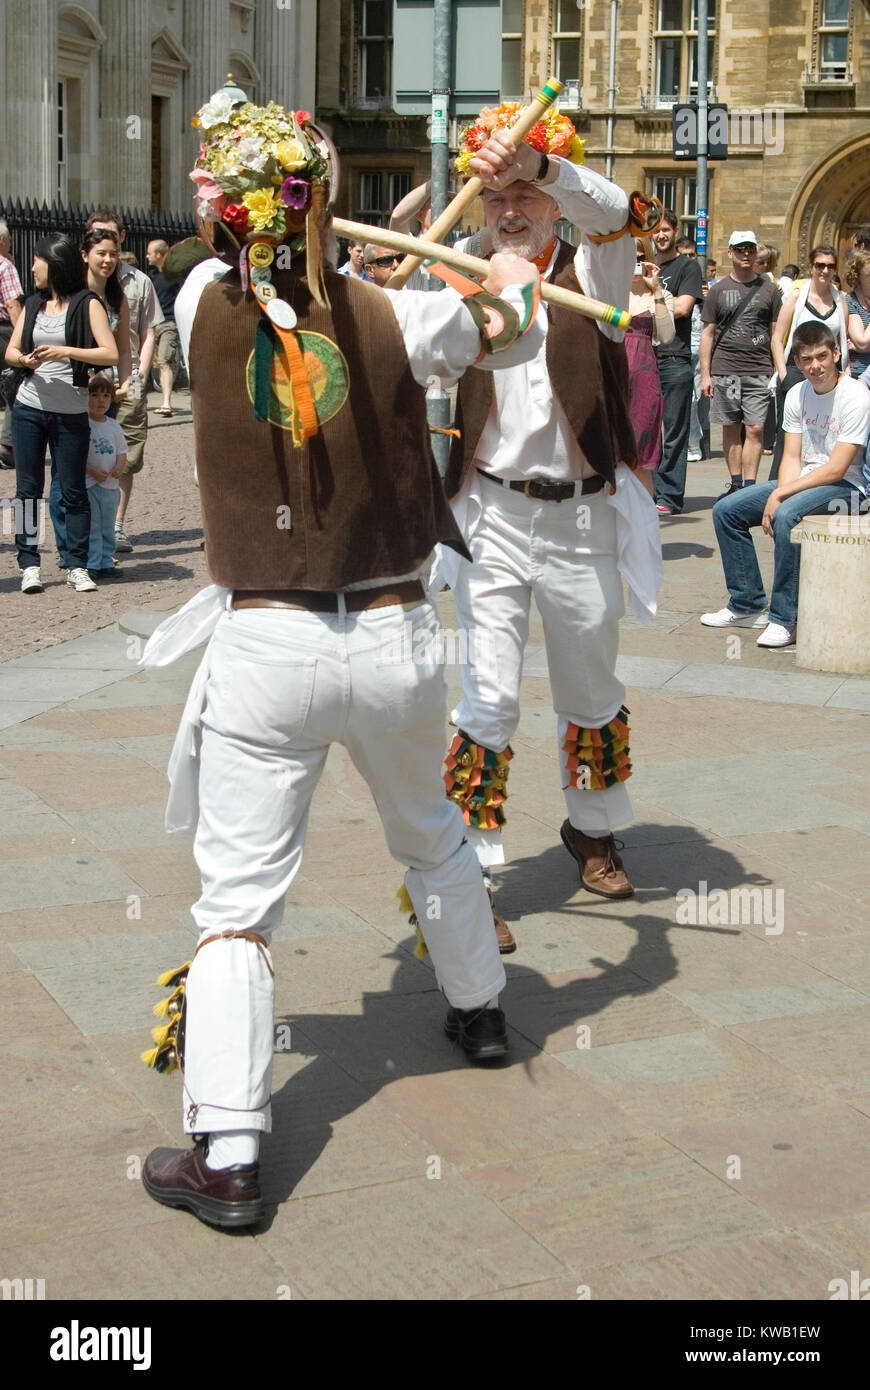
[0,197,196,295]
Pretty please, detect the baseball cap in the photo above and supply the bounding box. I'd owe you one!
[729,230,757,248]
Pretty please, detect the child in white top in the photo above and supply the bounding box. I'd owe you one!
[85,375,127,574]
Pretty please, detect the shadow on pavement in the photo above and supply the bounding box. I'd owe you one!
[253,823,758,1228]
[661,541,715,559]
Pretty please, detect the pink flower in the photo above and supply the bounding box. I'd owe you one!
[189,168,225,202]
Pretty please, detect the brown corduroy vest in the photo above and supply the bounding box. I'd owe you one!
[189,267,469,590]
[445,239,637,498]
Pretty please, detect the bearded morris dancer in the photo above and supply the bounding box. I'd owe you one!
[137,83,547,1230]
[438,105,663,948]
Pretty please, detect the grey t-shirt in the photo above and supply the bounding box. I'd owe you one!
[702,274,782,376]
[16,308,88,413]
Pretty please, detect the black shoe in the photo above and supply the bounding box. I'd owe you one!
[444,1006,508,1060]
[717,480,742,500]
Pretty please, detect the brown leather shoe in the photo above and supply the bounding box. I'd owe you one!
[142,1139,264,1228]
[560,820,634,899]
[490,897,516,953]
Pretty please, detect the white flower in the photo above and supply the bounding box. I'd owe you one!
[198,90,236,130]
[236,136,268,172]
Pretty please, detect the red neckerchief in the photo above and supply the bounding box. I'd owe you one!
[531,239,558,276]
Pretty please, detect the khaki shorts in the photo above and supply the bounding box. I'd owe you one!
[710,374,773,427]
[153,320,179,368]
[116,393,148,474]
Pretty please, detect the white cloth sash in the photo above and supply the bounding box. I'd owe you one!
[140,584,232,833]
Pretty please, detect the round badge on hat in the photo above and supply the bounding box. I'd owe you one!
[266,299,298,331]
[255,281,277,304]
[250,265,272,285]
[249,242,275,268]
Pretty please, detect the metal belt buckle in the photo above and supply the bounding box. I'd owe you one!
[523,479,540,499]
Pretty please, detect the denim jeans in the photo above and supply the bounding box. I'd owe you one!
[712,478,862,626]
[11,401,90,569]
[48,467,68,565]
[86,483,120,570]
[654,354,694,512]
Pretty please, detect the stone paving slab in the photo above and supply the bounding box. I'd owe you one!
[664,1102,870,1227]
[464,1138,768,1272]
[0,667,124,703]
[0,849,144,913]
[10,929,195,1036]
[555,1026,829,1131]
[253,1171,568,1300]
[826,679,870,710]
[0,701,59,729]
[578,1229,849,1301]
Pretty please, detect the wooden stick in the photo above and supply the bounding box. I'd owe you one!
[388,78,564,290]
[333,217,631,331]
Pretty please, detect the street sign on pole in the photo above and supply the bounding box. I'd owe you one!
[392,1,501,116]
[696,210,708,257]
[672,104,728,161]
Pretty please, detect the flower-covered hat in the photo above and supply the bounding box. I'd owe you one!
[189,77,338,305]
[455,101,585,178]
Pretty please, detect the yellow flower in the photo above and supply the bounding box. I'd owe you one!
[242,187,282,232]
[276,138,308,172]
[568,135,586,164]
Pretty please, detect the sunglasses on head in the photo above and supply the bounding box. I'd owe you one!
[371,254,397,268]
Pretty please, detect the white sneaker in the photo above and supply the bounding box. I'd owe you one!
[701,606,769,628]
[21,566,43,594]
[687,448,702,461]
[66,567,97,593]
[757,621,796,648]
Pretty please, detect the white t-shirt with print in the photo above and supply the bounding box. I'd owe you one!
[782,375,870,494]
[86,416,127,491]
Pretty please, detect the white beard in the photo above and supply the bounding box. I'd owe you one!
[491,220,554,262]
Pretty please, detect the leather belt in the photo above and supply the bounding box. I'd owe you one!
[232,580,425,613]
[476,468,607,502]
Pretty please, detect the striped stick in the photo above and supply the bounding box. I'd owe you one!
[387,78,565,290]
[332,217,631,331]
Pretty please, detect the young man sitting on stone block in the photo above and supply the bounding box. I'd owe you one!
[701,321,870,648]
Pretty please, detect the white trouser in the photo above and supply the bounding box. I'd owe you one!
[451,479,632,865]
[181,599,505,1137]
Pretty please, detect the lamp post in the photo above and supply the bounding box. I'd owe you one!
[695,0,709,278]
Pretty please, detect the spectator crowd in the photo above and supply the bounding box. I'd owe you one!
[2,195,869,652]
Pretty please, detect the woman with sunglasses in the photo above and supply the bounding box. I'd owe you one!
[769,245,849,478]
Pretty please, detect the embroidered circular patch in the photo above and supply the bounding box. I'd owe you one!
[245,331,350,432]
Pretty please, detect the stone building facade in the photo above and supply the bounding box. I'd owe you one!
[3,0,868,265]
[0,0,316,214]
[316,1,870,265]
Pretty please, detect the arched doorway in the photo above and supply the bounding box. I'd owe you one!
[784,132,870,268]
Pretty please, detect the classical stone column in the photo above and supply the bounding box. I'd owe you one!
[183,0,231,172]
[254,0,299,111]
[4,0,57,204]
[99,0,151,209]
[184,0,231,115]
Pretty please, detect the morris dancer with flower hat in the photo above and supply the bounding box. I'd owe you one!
[137,83,548,1230]
[436,103,664,947]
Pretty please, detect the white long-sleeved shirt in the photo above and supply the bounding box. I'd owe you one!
[460,157,633,484]
[174,258,546,385]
